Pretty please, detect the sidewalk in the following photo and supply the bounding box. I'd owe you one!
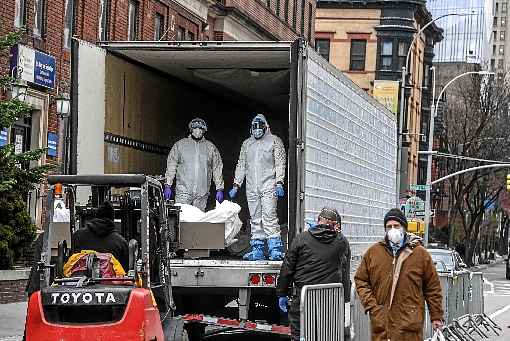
[0,301,27,340]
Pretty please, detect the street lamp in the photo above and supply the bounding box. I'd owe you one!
[422,70,494,246]
[55,92,70,118]
[10,66,28,102]
[396,12,475,204]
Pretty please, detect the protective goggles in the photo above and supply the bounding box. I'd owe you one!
[251,120,267,130]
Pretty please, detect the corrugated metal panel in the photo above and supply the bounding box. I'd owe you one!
[304,51,397,258]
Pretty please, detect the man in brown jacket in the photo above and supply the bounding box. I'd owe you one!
[354,208,443,341]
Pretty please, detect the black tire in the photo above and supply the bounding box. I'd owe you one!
[506,260,510,280]
[184,323,205,341]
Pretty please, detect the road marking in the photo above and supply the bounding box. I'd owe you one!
[489,304,510,319]
[484,278,495,294]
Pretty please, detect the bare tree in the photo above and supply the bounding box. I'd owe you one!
[436,71,510,266]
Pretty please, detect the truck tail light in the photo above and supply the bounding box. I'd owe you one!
[249,274,261,285]
[263,274,275,285]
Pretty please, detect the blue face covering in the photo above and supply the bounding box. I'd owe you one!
[390,238,405,256]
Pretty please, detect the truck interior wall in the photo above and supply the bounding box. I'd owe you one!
[104,53,290,243]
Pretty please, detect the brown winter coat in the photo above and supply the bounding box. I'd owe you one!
[354,235,443,341]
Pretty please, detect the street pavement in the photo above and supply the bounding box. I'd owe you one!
[481,261,510,340]
[1,262,509,340]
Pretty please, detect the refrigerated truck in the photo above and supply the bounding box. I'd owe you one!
[70,38,397,337]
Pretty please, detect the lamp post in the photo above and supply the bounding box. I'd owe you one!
[396,12,474,204]
[423,70,494,246]
[55,84,71,174]
[10,66,28,102]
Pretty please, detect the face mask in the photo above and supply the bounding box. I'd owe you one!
[252,128,265,139]
[192,128,204,139]
[386,227,404,244]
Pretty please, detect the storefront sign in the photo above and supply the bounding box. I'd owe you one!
[0,128,8,147]
[10,44,56,89]
[373,80,400,114]
[47,132,58,157]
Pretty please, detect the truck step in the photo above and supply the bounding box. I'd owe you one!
[180,314,291,335]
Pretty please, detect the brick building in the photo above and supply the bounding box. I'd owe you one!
[1,0,315,229]
[315,0,443,204]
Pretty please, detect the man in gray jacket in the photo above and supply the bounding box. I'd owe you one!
[164,118,224,211]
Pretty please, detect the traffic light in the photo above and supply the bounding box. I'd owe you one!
[507,174,510,192]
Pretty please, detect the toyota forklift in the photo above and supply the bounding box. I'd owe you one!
[24,174,185,340]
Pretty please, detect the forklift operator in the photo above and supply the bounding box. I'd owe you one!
[72,201,129,271]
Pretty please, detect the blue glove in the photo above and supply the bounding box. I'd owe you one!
[278,296,289,313]
[275,183,285,198]
[229,185,238,199]
[163,185,172,201]
[216,190,224,203]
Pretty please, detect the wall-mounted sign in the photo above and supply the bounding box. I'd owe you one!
[47,132,58,157]
[10,44,56,89]
[373,80,400,114]
[0,128,8,147]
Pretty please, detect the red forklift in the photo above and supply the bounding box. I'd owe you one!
[24,174,185,340]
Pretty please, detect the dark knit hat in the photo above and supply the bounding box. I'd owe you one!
[318,207,341,224]
[384,208,407,229]
[96,201,114,220]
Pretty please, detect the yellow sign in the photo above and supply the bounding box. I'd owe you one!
[373,80,400,114]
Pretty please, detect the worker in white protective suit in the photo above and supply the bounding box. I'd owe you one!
[229,114,286,261]
[164,118,224,211]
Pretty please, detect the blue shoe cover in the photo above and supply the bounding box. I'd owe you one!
[243,239,266,261]
[268,237,284,261]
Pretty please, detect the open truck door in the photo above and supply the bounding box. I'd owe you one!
[25,174,183,341]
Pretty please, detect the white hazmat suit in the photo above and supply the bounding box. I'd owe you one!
[233,115,286,241]
[165,136,224,211]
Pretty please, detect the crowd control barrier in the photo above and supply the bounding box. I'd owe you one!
[300,283,345,341]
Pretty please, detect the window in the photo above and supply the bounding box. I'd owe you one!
[293,0,297,28]
[491,59,496,70]
[350,40,366,71]
[500,45,505,55]
[98,0,110,40]
[176,26,185,40]
[494,30,498,41]
[266,0,270,8]
[154,13,164,40]
[503,17,507,26]
[284,0,289,23]
[495,16,498,26]
[493,44,497,54]
[315,39,330,61]
[307,3,312,42]
[501,31,506,41]
[33,0,47,37]
[127,0,139,40]
[381,40,393,70]
[423,64,431,88]
[14,0,27,28]
[496,3,499,12]
[300,0,305,36]
[503,3,508,13]
[499,59,504,69]
[398,41,408,68]
[63,0,74,48]
[276,0,280,16]
[187,31,195,41]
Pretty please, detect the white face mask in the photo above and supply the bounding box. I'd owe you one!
[386,228,404,244]
[252,128,265,139]
[192,128,204,139]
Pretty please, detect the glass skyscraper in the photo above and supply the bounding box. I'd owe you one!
[427,0,493,63]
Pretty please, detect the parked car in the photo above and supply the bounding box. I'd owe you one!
[506,257,510,280]
[427,248,467,273]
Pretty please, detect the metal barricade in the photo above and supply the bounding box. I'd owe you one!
[468,272,484,315]
[350,286,371,341]
[300,283,344,341]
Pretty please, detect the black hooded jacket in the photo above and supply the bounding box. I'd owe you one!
[277,225,351,302]
[72,218,129,271]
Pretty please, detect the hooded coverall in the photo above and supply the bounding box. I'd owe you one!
[165,136,224,211]
[233,115,286,240]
